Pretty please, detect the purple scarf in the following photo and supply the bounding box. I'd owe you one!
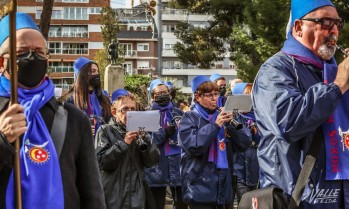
[194,103,228,169]
[152,102,181,156]
[0,76,64,209]
[282,32,349,180]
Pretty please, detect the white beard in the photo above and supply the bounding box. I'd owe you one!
[318,35,337,60]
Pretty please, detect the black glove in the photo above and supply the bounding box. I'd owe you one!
[164,125,176,138]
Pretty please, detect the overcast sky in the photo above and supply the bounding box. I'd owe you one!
[111,0,141,8]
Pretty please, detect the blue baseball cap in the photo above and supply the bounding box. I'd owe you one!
[73,57,94,77]
[291,0,335,26]
[210,73,224,82]
[0,12,40,45]
[232,83,248,95]
[111,89,129,102]
[191,75,210,93]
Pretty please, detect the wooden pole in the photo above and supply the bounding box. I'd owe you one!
[8,0,22,208]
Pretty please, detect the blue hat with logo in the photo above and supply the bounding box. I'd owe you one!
[73,57,94,77]
[191,75,210,93]
[210,73,224,82]
[291,0,335,26]
[232,83,248,95]
[0,12,40,45]
[111,88,129,102]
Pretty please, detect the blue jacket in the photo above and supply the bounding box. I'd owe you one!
[178,108,252,204]
[233,114,260,186]
[145,107,184,187]
[252,52,349,209]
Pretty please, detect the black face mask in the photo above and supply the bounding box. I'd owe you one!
[219,86,227,97]
[16,52,47,88]
[89,74,101,89]
[155,94,170,106]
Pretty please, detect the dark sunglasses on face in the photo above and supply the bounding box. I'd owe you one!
[300,17,345,31]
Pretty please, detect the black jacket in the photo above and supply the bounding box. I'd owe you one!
[95,121,160,209]
[0,97,106,209]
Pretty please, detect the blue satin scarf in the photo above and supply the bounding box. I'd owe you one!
[282,32,349,180]
[0,76,64,209]
[152,102,181,156]
[194,103,228,169]
[86,91,102,136]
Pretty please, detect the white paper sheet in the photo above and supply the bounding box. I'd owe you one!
[126,110,160,132]
[224,95,252,112]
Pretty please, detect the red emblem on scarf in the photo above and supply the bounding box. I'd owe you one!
[219,141,226,151]
[345,135,349,150]
[29,147,49,163]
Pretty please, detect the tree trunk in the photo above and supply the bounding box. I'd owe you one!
[39,0,54,40]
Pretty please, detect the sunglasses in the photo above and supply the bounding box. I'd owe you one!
[300,17,345,31]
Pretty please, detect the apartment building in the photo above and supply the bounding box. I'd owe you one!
[115,5,158,77]
[17,0,109,92]
[158,0,238,93]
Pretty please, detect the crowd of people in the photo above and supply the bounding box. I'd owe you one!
[1,0,349,208]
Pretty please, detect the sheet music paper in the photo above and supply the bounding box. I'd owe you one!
[126,110,160,132]
[224,95,252,112]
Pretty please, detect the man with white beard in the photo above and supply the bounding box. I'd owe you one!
[252,0,349,208]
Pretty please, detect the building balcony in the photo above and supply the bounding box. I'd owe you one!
[49,66,74,73]
[49,48,88,55]
[49,31,88,38]
[124,50,138,57]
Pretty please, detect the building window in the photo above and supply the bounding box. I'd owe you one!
[48,42,62,54]
[137,43,149,52]
[63,7,88,20]
[89,7,101,14]
[62,43,88,55]
[49,62,74,73]
[52,78,74,91]
[123,63,133,74]
[36,10,62,19]
[120,43,136,56]
[163,24,177,32]
[52,25,88,38]
[137,61,149,69]
[163,61,183,69]
[164,44,175,50]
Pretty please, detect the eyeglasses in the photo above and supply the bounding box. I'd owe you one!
[118,107,136,113]
[300,17,345,31]
[154,91,169,96]
[201,92,219,98]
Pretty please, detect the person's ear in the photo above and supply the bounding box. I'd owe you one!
[0,56,5,73]
[111,107,117,116]
[294,20,303,37]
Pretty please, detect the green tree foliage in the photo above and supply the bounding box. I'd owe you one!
[95,7,124,84]
[332,0,349,62]
[124,75,151,110]
[173,0,244,69]
[94,49,109,85]
[99,7,119,48]
[174,0,349,82]
[229,0,289,82]
[230,0,349,82]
